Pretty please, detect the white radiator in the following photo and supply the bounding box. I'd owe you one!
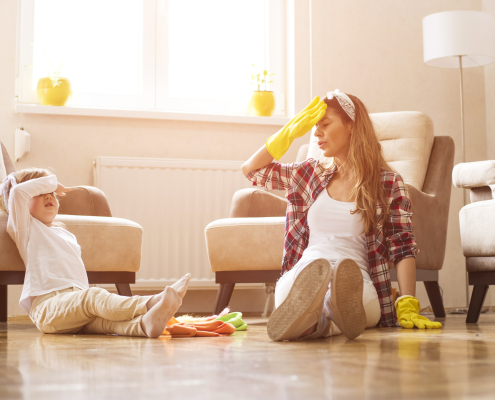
[94,157,254,289]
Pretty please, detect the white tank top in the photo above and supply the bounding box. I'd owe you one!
[304,189,370,274]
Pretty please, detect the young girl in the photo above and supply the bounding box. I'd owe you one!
[241,91,442,341]
[0,168,190,338]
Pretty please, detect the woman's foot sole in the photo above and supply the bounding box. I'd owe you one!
[333,259,366,340]
[267,259,332,341]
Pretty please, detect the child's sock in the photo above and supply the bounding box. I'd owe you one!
[141,287,182,338]
[170,273,191,299]
[146,273,191,311]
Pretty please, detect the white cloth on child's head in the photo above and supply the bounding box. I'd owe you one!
[6,175,89,312]
[0,174,18,213]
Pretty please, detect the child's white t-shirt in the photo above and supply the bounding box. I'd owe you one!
[7,175,89,313]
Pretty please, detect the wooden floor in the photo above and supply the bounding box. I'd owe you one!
[2,314,495,400]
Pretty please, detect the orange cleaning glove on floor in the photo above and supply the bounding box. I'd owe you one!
[163,318,236,338]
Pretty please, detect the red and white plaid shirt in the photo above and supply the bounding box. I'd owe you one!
[247,159,418,327]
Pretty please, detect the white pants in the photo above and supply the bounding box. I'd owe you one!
[275,257,381,338]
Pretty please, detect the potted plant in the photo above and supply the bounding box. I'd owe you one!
[248,66,275,116]
[36,55,71,106]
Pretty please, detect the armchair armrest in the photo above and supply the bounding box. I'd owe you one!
[230,188,287,218]
[405,136,454,271]
[58,186,112,217]
[459,200,495,258]
[205,217,285,272]
[453,161,495,189]
[407,184,447,270]
[0,212,24,271]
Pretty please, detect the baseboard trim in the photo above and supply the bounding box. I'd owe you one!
[6,315,31,321]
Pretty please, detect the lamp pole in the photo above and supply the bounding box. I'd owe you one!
[458,55,470,310]
[459,56,466,171]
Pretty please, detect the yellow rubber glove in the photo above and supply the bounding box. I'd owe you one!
[395,296,442,329]
[266,97,327,160]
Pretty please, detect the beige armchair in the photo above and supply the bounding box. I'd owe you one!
[453,161,495,323]
[0,142,143,321]
[206,112,455,316]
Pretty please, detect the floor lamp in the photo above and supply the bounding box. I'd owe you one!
[423,10,495,312]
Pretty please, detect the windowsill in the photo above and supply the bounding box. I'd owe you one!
[15,104,290,126]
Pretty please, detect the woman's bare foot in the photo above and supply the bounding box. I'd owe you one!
[146,274,192,311]
[141,287,182,338]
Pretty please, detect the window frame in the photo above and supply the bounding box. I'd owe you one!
[19,0,156,110]
[18,0,286,116]
[155,0,285,116]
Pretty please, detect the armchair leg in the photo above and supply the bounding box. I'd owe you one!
[116,284,133,297]
[214,283,235,315]
[0,285,7,322]
[467,285,489,323]
[424,281,446,318]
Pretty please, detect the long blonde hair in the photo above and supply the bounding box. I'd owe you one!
[324,94,392,233]
[0,167,60,215]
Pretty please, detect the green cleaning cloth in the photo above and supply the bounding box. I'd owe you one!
[215,312,247,331]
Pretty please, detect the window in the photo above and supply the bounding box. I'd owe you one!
[19,0,285,115]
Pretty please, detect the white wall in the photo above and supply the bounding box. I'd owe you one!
[0,0,490,316]
[484,0,495,160]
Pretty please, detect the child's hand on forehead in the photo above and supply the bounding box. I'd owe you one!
[55,183,71,197]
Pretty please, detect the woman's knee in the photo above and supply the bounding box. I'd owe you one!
[362,280,380,328]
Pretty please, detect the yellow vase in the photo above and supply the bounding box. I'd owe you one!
[248,91,275,116]
[36,77,72,106]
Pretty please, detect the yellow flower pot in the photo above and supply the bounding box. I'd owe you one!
[248,91,275,116]
[36,77,72,106]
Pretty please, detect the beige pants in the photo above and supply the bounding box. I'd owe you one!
[30,287,153,337]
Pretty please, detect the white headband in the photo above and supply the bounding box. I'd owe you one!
[0,174,17,213]
[326,89,355,122]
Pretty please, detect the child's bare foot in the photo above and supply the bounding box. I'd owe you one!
[141,287,181,338]
[146,274,192,311]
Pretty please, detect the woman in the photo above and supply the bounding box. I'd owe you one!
[241,91,441,341]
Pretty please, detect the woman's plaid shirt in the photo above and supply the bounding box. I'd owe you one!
[246,159,418,327]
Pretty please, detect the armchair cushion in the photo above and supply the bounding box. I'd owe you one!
[205,217,285,272]
[453,161,495,189]
[0,213,143,272]
[459,200,495,258]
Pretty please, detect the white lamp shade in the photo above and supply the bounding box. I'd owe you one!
[423,10,495,68]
